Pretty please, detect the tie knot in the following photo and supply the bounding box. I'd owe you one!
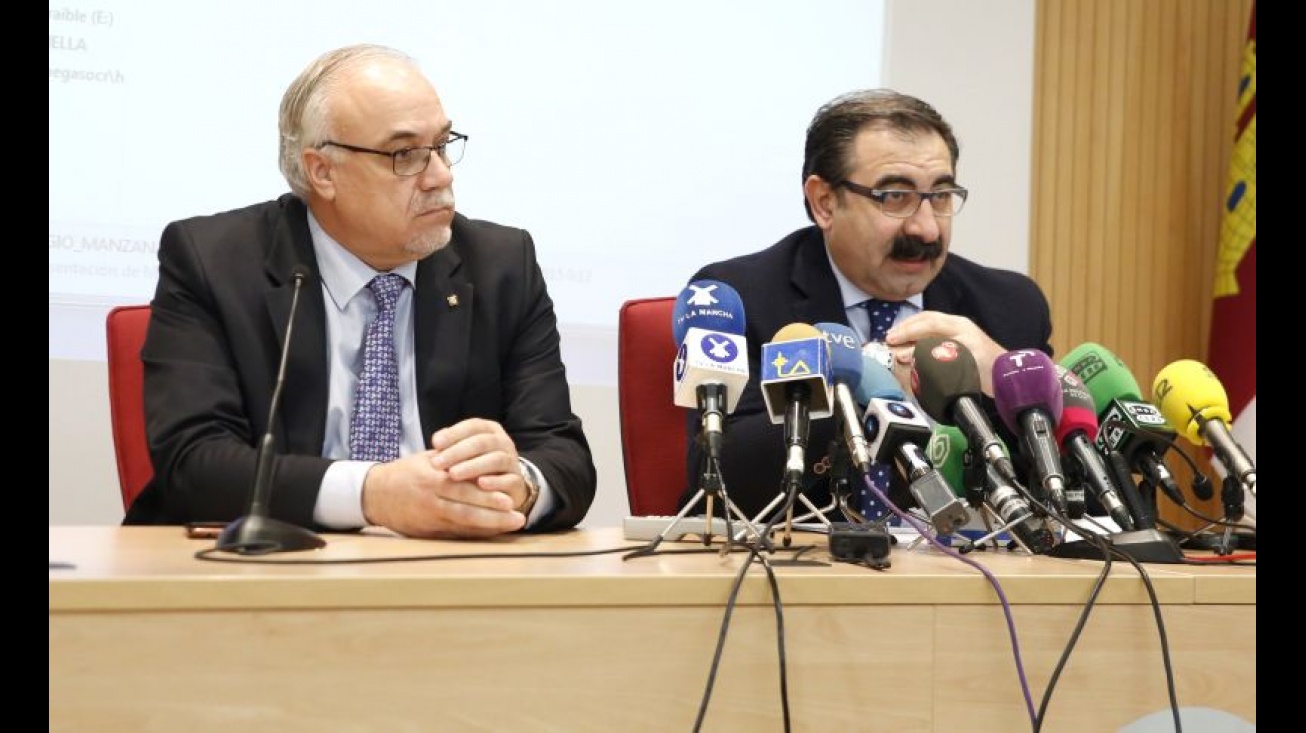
[368,274,407,309]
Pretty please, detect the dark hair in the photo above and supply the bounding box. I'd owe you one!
[801,89,960,222]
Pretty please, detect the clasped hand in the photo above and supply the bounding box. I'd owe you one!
[361,418,530,538]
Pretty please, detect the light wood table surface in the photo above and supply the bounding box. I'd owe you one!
[49,525,1255,732]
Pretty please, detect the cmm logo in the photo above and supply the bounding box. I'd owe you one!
[685,283,720,306]
[699,333,739,363]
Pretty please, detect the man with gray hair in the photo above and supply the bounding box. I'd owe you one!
[126,44,596,539]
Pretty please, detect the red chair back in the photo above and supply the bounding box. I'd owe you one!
[105,305,153,511]
[617,297,687,516]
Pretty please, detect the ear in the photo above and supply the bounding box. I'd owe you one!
[303,148,337,199]
[803,174,837,229]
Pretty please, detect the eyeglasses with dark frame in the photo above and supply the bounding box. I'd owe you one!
[837,180,969,218]
[318,131,468,176]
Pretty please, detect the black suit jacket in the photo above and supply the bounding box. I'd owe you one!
[125,194,596,531]
[682,225,1053,519]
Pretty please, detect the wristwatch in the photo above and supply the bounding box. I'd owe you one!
[516,463,541,516]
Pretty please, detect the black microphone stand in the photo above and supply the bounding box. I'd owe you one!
[629,384,760,557]
[216,270,326,555]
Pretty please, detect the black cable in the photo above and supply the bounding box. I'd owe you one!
[195,543,647,564]
[691,536,795,733]
[1015,488,1182,733]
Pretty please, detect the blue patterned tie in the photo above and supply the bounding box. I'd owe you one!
[860,298,900,522]
[350,274,407,462]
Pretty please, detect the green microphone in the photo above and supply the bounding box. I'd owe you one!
[927,425,981,505]
[1059,343,1185,508]
[926,425,1053,552]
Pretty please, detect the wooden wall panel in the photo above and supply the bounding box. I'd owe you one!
[1030,0,1253,528]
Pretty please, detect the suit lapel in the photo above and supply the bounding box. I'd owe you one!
[263,196,329,453]
[788,228,849,328]
[413,244,473,440]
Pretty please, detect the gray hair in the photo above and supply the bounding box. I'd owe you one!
[801,89,960,222]
[277,44,416,198]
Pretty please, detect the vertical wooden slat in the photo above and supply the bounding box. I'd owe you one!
[1101,0,1128,345]
[1030,0,1252,529]
[1116,0,1145,361]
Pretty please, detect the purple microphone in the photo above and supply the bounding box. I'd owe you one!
[992,349,1069,514]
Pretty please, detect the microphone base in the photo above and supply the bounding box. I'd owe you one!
[1046,528,1185,564]
[215,515,327,555]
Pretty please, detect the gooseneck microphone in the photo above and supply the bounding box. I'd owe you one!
[1151,359,1256,497]
[911,337,1020,487]
[992,349,1069,514]
[216,265,327,555]
[1053,365,1136,531]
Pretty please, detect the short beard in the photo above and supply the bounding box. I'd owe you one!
[888,235,943,262]
[406,225,453,258]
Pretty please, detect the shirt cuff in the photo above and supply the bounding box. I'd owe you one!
[312,459,374,529]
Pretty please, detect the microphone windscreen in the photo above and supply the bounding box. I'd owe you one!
[1060,342,1144,413]
[815,322,863,386]
[1151,359,1233,445]
[854,353,905,403]
[926,425,970,499]
[992,349,1064,434]
[910,337,982,425]
[759,322,834,420]
[671,279,746,345]
[1053,365,1099,445]
[772,322,821,343]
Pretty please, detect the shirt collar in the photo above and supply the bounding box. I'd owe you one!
[308,210,418,311]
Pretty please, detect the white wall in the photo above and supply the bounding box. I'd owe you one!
[48,0,1035,526]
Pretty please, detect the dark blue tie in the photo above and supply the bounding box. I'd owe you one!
[860,299,900,522]
[350,274,407,462]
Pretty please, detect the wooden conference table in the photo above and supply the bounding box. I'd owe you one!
[49,525,1254,732]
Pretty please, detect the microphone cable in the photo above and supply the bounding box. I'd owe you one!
[1101,420,1257,536]
[1009,487,1182,733]
[855,473,1039,729]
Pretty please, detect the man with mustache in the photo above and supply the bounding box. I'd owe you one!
[679,89,1052,522]
[126,44,596,538]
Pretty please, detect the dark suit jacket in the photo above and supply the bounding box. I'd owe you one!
[124,194,596,531]
[682,225,1053,519]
